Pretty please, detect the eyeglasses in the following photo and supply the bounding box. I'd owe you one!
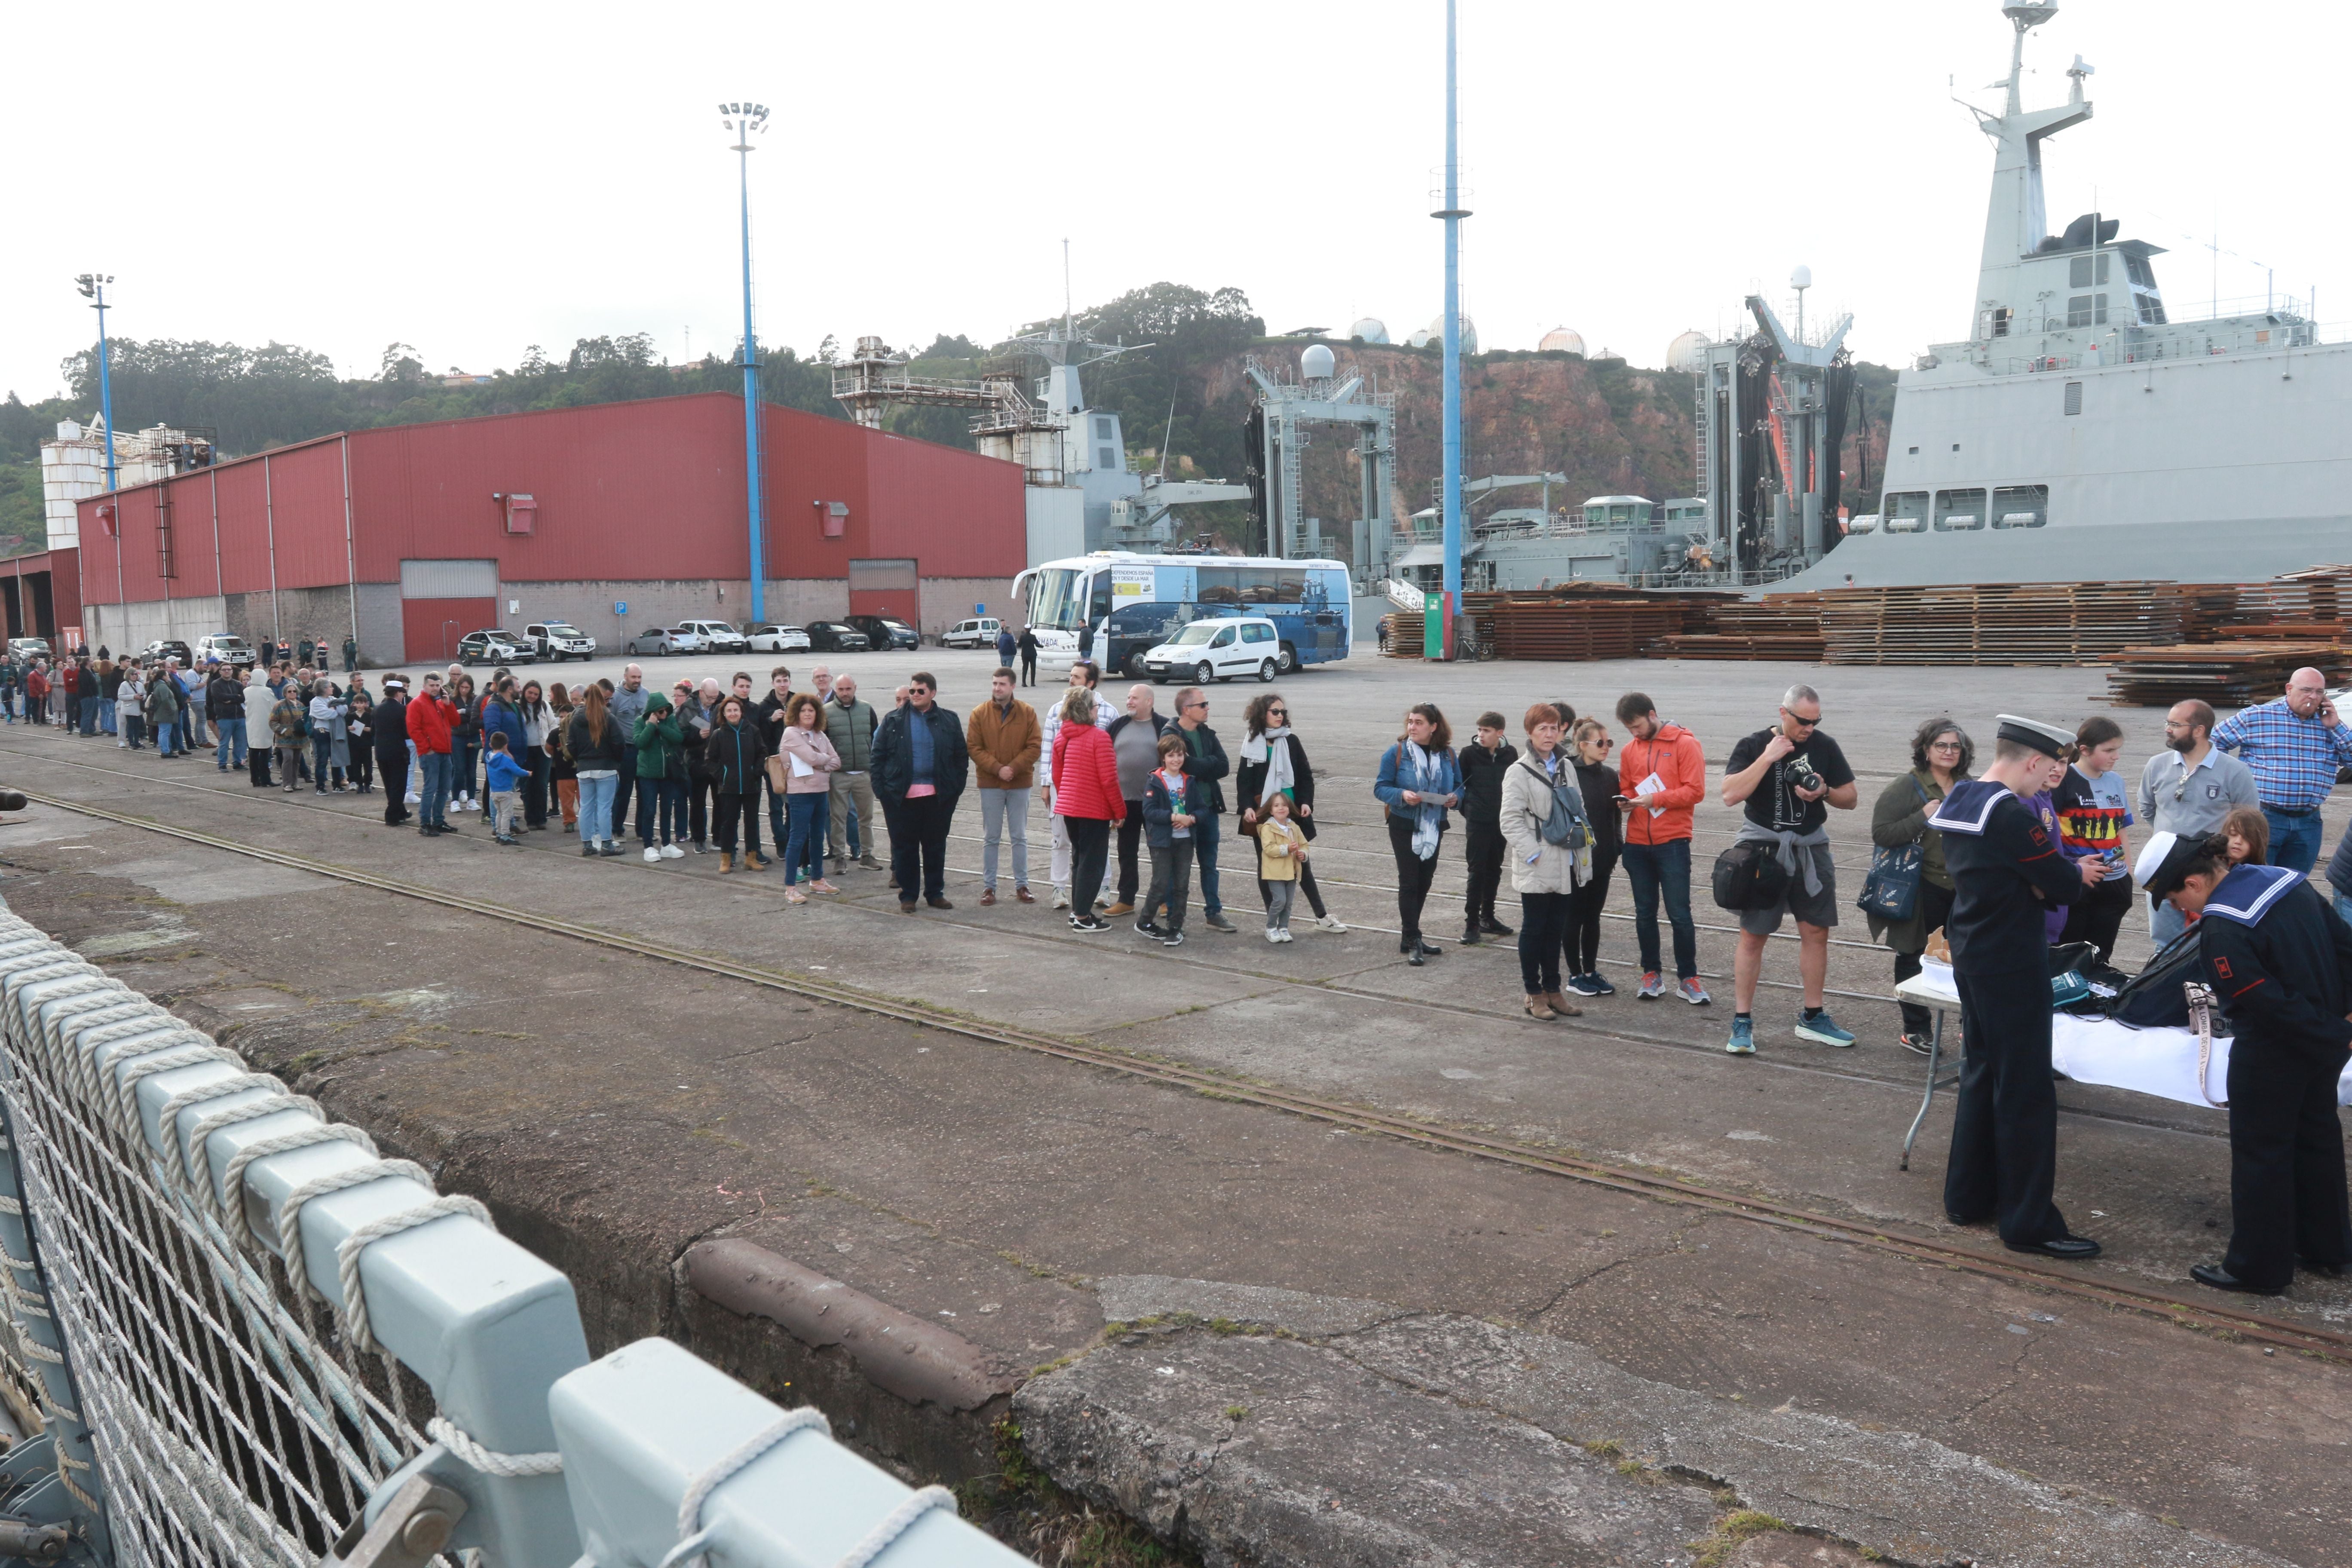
[1266,708,1286,718]
[1182,701,1207,711]
[1589,736,1613,748]
[1781,709,1821,729]
[1928,740,1963,752]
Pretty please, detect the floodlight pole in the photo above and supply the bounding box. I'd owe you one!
[729,109,767,623]
[1432,0,1470,660]
[80,276,119,491]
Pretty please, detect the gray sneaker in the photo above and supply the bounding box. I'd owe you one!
[1202,912,1236,933]
[1794,1010,1857,1047]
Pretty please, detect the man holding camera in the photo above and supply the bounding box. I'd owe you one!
[1721,685,1858,1055]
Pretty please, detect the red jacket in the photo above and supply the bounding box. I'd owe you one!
[1617,721,1705,845]
[406,694,456,755]
[1050,724,1125,821]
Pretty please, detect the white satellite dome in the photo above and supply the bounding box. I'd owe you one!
[1350,316,1390,344]
[1406,312,1479,355]
[1666,330,1710,372]
[1300,343,1336,380]
[1538,326,1585,355]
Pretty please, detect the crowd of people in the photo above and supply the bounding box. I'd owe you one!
[3,640,2344,1297]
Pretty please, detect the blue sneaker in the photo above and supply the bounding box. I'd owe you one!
[1586,972,1617,996]
[1725,1016,1756,1056]
[1795,1009,1857,1047]
[1562,973,1605,998]
[1636,971,1668,1000]
[1678,977,1711,1006]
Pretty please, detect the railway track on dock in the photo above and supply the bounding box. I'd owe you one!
[13,779,2352,1370]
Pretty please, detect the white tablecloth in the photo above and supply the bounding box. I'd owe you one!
[1894,965,2352,1109]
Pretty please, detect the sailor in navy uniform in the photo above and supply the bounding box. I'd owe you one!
[1928,714,2109,1258]
[2138,830,2352,1294]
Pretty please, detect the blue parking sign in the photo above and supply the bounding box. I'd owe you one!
[615,601,628,616]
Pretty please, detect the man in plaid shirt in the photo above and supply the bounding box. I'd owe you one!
[2211,667,2352,874]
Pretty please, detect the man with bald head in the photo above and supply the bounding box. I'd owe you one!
[610,662,650,842]
[2140,698,2260,944]
[1103,683,1173,915]
[2210,668,2352,876]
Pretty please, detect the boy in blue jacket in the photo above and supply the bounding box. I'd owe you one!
[1139,733,1203,946]
[483,733,528,846]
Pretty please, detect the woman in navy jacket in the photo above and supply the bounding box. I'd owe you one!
[1373,704,1462,965]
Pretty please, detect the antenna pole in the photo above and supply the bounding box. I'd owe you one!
[1063,239,1073,340]
[1433,0,1469,660]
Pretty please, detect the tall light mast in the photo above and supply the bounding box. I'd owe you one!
[1432,0,1470,659]
[74,274,118,491]
[721,103,771,622]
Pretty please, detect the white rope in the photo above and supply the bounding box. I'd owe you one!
[219,1122,378,1255]
[655,1409,833,1568]
[109,1044,241,1139]
[425,1414,562,1478]
[274,1159,432,1299]
[832,1486,958,1568]
[333,1196,493,1355]
[178,1092,321,1196]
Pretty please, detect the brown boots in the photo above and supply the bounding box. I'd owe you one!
[1544,991,1583,1018]
[1525,993,1554,1020]
[718,852,735,873]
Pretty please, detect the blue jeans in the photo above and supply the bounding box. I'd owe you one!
[785,793,827,884]
[215,724,247,768]
[641,778,686,846]
[154,720,176,755]
[79,696,97,735]
[1620,838,1699,979]
[99,699,115,735]
[419,751,452,827]
[576,772,617,846]
[2263,807,2324,876]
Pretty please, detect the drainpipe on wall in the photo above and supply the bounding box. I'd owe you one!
[263,454,281,643]
[340,435,360,658]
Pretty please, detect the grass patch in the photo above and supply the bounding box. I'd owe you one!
[1690,1510,1790,1568]
[958,1419,1200,1568]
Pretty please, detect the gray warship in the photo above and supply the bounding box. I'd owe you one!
[1778,0,2350,590]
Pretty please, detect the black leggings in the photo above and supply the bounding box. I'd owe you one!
[1067,816,1112,913]
[2058,871,2133,965]
[1387,816,1441,946]
[1566,858,1616,974]
[713,792,759,854]
[1519,892,1572,995]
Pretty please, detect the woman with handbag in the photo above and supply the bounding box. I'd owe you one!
[1373,704,1462,966]
[1867,717,1972,1054]
[1500,704,1591,1019]
[1234,692,1345,932]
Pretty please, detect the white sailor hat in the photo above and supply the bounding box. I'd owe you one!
[2134,829,2208,897]
[1995,714,2075,759]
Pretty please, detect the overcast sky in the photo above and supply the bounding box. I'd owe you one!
[7,0,2344,409]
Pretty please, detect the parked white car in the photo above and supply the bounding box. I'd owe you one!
[940,616,1003,649]
[679,619,749,654]
[744,623,811,653]
[1140,616,1283,684]
[525,621,597,660]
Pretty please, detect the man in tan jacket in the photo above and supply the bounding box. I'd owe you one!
[967,665,1042,905]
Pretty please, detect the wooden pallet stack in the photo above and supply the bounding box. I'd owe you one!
[1810,582,2191,665]
[1463,587,1719,662]
[2105,643,2352,707]
[1649,595,1828,660]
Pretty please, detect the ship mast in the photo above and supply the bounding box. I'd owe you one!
[1973,2,2091,332]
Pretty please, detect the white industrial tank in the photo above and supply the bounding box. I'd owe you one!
[1407,313,1479,354]
[1349,316,1390,344]
[1538,326,1585,355]
[1666,330,1709,372]
[1300,343,1336,380]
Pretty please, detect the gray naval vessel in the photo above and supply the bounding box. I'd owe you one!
[1779,0,2350,590]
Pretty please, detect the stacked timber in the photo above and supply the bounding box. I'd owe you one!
[1464,587,1719,662]
[2106,643,2352,708]
[1378,611,1424,658]
[1812,582,2190,666]
[1651,595,1827,661]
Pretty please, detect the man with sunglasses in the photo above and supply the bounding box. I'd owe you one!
[2138,700,2258,946]
[1721,685,1858,1054]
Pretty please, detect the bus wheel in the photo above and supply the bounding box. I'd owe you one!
[1257,659,1277,683]
[1277,642,1298,672]
[1124,653,1147,679]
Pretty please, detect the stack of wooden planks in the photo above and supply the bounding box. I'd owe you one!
[1650,595,1827,661]
[1811,582,2191,665]
[1464,587,1719,662]
[2105,643,2352,707]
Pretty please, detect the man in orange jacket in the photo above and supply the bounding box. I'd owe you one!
[1614,692,1711,1004]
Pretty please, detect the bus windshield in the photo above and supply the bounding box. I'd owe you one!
[1026,567,1089,630]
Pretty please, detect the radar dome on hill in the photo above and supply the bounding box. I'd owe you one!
[1406,313,1479,354]
[1667,330,1709,372]
[1538,326,1585,355]
[1350,317,1390,343]
[1300,343,1336,380]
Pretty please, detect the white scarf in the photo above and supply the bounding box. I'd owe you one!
[1257,726,1298,801]
[1403,740,1444,860]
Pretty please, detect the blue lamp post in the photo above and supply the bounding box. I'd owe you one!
[1430,1,1470,660]
[721,103,771,624]
[74,274,118,491]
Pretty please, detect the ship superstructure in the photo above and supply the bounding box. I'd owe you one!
[1781,0,2352,589]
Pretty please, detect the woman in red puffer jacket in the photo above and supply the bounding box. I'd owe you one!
[1051,686,1126,931]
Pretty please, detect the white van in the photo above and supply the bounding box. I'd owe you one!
[1139,616,1283,684]
[941,617,1003,649]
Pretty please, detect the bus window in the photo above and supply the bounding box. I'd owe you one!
[1196,569,1239,605]
[1088,573,1114,623]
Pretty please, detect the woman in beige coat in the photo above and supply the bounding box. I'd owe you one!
[1499,702,1594,1020]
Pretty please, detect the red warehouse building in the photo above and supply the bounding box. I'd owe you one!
[70,392,1027,663]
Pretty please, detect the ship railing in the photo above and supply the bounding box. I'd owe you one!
[0,913,1028,1568]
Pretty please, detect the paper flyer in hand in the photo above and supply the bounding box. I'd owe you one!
[1634,771,1666,818]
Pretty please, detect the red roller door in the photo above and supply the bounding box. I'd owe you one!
[402,599,495,664]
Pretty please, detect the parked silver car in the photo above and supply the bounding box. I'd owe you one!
[625,626,704,657]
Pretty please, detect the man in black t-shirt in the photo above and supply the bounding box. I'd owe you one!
[1720,684,1859,1055]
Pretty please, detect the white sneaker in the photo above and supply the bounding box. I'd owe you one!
[1051,887,1070,910]
[1314,913,1348,932]
[659,844,684,860]
[1281,929,1296,942]
[1266,928,1283,943]
[643,846,661,863]
[404,793,420,805]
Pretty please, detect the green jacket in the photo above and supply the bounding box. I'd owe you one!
[1865,768,1954,956]
[633,698,686,781]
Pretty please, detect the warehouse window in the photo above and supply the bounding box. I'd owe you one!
[2064,381,2083,416]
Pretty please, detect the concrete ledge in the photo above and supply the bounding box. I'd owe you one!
[683,1237,1013,1412]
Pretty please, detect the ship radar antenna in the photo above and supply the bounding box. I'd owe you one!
[2066,52,2095,104]
[2000,0,2058,115]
